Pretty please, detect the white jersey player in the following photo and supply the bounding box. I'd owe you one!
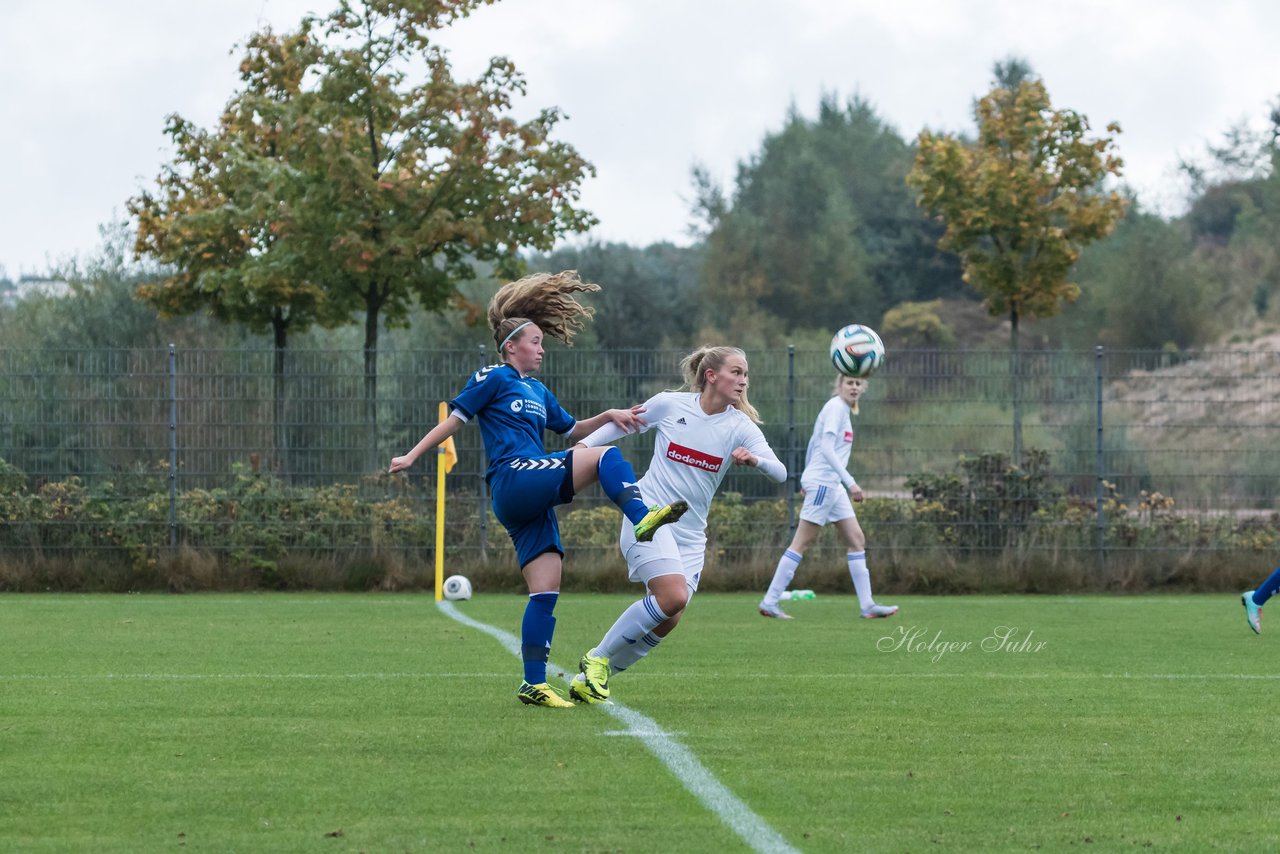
[564,346,787,704]
[759,374,898,620]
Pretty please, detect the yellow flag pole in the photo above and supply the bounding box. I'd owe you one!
[435,401,448,601]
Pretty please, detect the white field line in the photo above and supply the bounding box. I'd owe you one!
[437,600,800,854]
[4,671,1279,682]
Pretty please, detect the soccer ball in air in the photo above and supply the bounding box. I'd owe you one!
[443,574,473,601]
[830,324,886,378]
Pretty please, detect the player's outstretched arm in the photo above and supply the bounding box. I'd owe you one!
[569,404,646,442]
[389,414,465,472]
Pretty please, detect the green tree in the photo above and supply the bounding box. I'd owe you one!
[1238,142,1280,318]
[907,68,1126,462]
[130,0,596,472]
[1173,98,1280,331]
[701,120,873,333]
[1044,201,1215,349]
[1178,115,1275,201]
[0,221,252,357]
[697,94,962,336]
[129,27,341,473]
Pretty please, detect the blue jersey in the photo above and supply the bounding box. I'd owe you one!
[449,364,576,481]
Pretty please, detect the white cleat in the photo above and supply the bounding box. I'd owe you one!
[861,603,898,619]
[758,601,794,620]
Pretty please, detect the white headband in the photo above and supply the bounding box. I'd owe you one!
[498,320,533,353]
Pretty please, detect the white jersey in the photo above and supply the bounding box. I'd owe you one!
[582,391,785,553]
[801,396,856,489]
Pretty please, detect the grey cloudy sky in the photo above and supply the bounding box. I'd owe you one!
[3,0,1279,276]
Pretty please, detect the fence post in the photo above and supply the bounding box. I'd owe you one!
[477,344,488,560]
[787,344,797,532]
[1094,345,1105,569]
[168,343,178,552]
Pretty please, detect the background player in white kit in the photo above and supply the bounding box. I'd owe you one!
[565,345,787,704]
[758,374,898,620]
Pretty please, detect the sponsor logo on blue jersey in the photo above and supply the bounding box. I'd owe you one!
[516,398,547,418]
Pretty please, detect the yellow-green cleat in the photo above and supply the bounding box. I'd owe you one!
[569,673,606,704]
[634,500,689,542]
[517,681,575,709]
[569,653,610,703]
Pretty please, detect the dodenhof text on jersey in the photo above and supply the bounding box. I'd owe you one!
[665,443,723,472]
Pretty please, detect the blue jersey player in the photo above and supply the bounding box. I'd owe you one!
[390,271,687,707]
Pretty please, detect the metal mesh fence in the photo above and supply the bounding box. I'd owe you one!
[2,345,1277,572]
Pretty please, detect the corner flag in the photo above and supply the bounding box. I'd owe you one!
[438,402,457,474]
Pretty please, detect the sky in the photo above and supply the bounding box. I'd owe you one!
[3,0,1280,277]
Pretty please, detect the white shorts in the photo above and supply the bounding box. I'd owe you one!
[799,481,855,526]
[618,519,705,594]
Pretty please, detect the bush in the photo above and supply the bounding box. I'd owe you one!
[881,299,956,348]
[905,448,1060,552]
[2,452,1278,593]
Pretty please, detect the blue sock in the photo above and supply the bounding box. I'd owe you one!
[1253,567,1280,606]
[521,592,558,684]
[596,446,649,525]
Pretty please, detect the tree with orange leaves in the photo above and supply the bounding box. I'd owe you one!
[908,64,1126,463]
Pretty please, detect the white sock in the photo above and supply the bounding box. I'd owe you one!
[848,551,874,610]
[763,549,802,606]
[610,630,664,673]
[593,595,669,660]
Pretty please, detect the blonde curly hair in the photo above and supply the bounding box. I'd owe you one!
[488,270,599,357]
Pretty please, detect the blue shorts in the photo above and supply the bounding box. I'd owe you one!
[489,450,576,568]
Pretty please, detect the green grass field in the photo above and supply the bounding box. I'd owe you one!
[2,592,1277,852]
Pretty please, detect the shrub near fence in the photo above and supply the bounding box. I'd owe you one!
[1,345,1278,592]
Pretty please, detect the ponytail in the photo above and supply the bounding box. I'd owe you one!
[678,345,761,423]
